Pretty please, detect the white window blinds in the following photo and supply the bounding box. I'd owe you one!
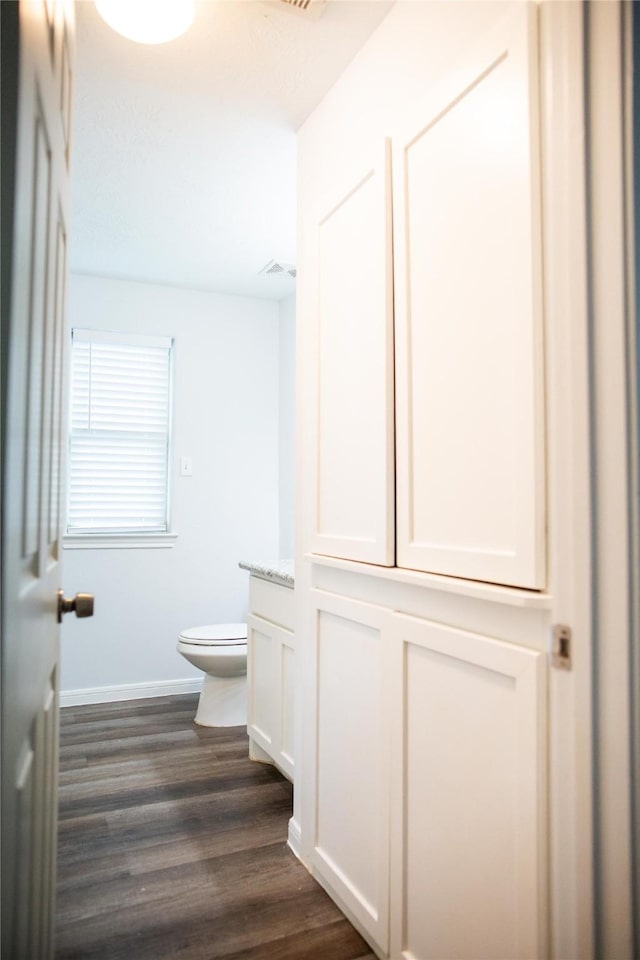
[67,329,173,534]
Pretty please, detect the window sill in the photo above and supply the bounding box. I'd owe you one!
[63,533,178,550]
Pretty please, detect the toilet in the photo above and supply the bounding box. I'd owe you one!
[176,623,247,727]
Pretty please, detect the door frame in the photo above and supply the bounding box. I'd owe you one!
[544,1,639,956]
[539,2,595,956]
[585,1,639,956]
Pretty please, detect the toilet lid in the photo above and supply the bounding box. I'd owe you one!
[179,623,247,646]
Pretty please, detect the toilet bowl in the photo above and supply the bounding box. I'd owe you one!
[176,623,247,727]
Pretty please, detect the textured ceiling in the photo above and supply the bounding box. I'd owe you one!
[71,0,392,300]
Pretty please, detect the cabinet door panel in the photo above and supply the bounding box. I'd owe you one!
[247,613,295,780]
[249,577,294,631]
[309,591,391,953]
[247,617,277,749]
[390,614,547,960]
[311,143,395,565]
[394,4,545,588]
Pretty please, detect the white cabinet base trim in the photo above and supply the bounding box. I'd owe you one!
[307,553,552,609]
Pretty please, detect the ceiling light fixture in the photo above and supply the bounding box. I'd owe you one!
[95,0,195,45]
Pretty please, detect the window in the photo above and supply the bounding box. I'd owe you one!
[66,329,173,536]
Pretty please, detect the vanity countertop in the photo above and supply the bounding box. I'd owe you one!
[239,559,295,588]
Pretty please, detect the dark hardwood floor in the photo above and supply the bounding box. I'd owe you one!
[55,694,375,960]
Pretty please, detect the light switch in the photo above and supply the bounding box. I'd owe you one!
[180,456,193,477]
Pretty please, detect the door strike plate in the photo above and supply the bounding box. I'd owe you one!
[550,624,572,670]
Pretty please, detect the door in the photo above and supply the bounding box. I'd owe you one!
[393,2,546,589]
[307,589,392,954]
[1,1,75,956]
[388,612,548,960]
[247,614,295,780]
[310,140,395,566]
[247,615,279,757]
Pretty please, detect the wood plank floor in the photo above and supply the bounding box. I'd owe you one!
[55,694,375,960]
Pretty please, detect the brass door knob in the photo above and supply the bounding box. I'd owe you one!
[57,590,94,623]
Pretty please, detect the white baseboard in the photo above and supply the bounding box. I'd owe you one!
[60,677,203,707]
[288,816,302,860]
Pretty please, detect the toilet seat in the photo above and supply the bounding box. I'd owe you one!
[178,622,247,646]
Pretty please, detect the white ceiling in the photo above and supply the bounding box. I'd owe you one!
[71,0,392,300]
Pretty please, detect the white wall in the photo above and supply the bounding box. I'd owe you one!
[61,273,281,694]
[278,293,296,558]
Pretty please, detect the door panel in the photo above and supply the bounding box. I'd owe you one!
[1,1,75,956]
[25,109,52,563]
[247,618,277,749]
[394,3,545,589]
[389,613,547,960]
[48,216,68,551]
[311,142,395,565]
[309,590,391,954]
[247,613,296,780]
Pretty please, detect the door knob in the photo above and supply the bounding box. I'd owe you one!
[57,590,94,623]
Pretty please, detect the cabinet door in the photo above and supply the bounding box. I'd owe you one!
[247,614,295,781]
[308,590,392,953]
[247,615,278,755]
[389,613,547,960]
[310,142,395,565]
[393,3,546,589]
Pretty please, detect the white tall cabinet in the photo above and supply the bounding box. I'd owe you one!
[296,3,578,959]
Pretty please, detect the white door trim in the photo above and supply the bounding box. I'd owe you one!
[586,2,638,956]
[539,2,595,956]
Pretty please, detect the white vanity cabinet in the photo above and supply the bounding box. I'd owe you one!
[246,573,295,782]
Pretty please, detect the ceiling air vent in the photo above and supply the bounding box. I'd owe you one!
[259,259,297,280]
[276,0,327,19]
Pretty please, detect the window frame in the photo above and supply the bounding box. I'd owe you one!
[63,327,176,549]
